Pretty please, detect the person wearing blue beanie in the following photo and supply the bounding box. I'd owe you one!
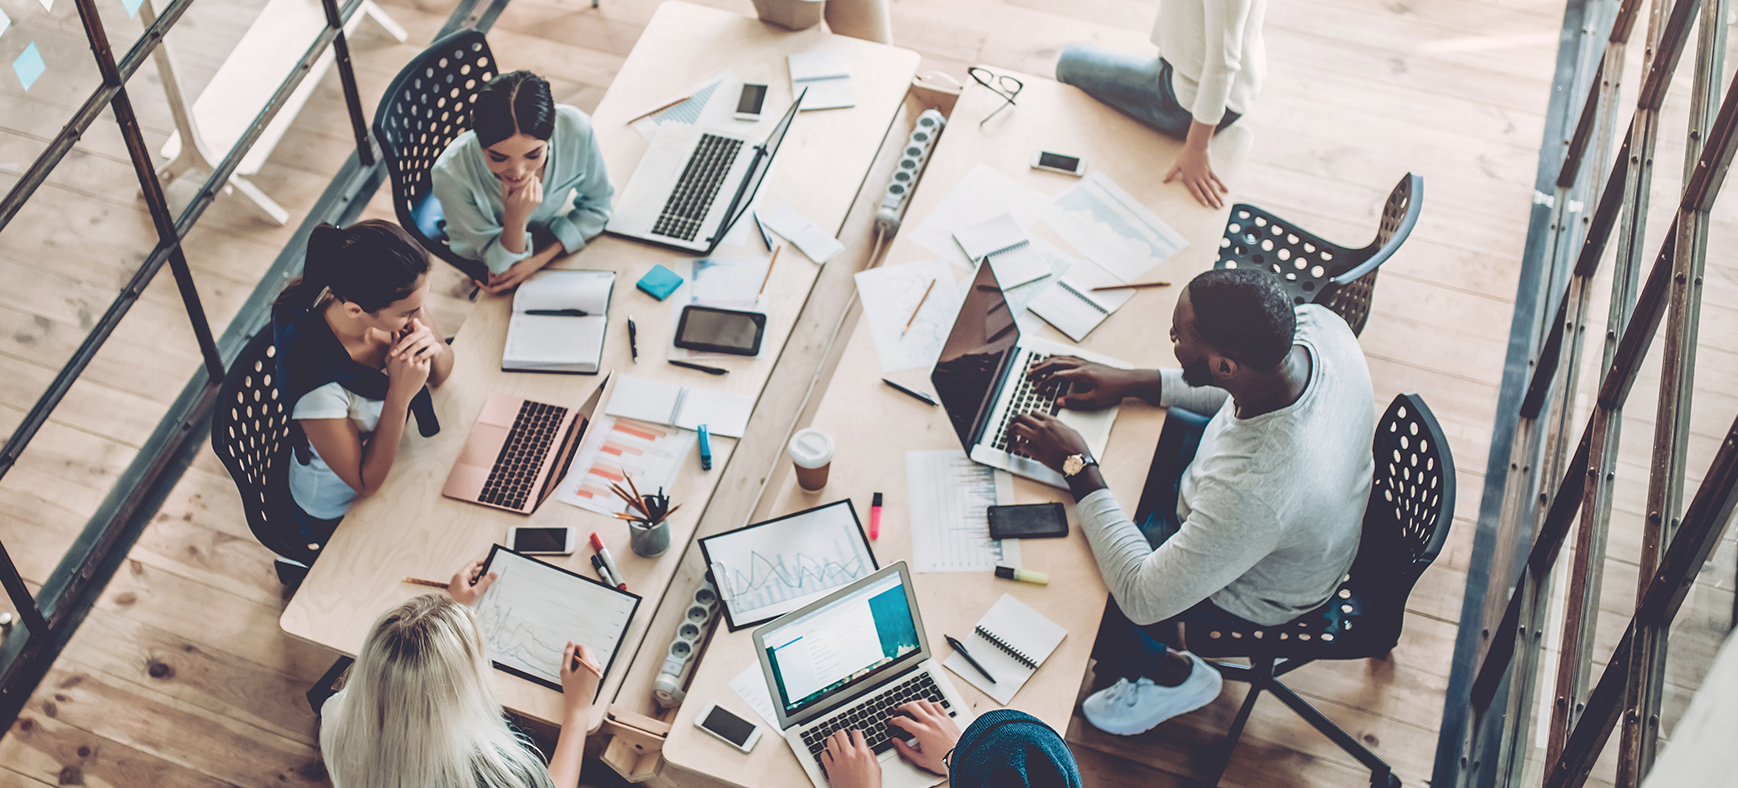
[821,703,1082,788]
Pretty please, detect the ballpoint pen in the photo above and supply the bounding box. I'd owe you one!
[524,308,591,316]
[881,378,938,406]
[627,316,639,362]
[669,359,729,375]
[945,634,997,684]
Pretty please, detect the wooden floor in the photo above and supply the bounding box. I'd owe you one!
[0,0,1729,784]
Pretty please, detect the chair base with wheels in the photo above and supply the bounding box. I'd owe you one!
[1183,393,1454,788]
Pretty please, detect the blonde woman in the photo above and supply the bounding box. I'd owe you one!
[320,560,597,788]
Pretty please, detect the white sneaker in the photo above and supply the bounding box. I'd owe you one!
[1081,652,1223,735]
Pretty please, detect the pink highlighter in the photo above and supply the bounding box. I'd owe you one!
[870,493,883,539]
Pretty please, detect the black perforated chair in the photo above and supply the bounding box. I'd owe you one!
[1185,393,1454,788]
[211,328,313,569]
[1216,173,1422,336]
[373,29,497,283]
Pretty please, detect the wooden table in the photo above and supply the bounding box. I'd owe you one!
[661,68,1252,787]
[278,1,920,731]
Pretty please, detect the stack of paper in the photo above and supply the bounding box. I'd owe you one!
[502,270,615,373]
[788,49,854,110]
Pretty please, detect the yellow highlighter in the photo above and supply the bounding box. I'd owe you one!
[995,566,1049,585]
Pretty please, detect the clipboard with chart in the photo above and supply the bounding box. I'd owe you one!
[476,545,641,695]
[700,500,879,631]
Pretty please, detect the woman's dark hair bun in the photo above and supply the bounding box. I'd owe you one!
[472,71,556,148]
[275,220,430,313]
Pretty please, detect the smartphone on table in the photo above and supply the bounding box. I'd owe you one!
[735,83,769,121]
[506,526,577,556]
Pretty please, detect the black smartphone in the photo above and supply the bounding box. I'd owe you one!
[674,305,766,356]
[987,502,1069,539]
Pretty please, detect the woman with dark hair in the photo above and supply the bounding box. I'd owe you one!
[272,220,455,550]
[432,70,614,294]
[821,703,1083,788]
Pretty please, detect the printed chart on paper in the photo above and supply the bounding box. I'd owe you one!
[555,415,694,516]
[474,550,637,688]
[706,502,876,624]
[1045,171,1189,283]
[906,450,1020,572]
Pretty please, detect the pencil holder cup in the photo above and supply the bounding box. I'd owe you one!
[628,512,671,558]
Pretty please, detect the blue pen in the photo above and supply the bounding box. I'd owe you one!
[698,424,713,470]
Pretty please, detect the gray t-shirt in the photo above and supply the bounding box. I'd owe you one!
[1076,305,1374,626]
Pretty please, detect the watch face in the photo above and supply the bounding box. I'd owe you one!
[1064,455,1085,476]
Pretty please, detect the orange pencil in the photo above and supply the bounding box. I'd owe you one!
[404,577,447,589]
[901,279,938,335]
[757,245,782,299]
[1091,280,1171,292]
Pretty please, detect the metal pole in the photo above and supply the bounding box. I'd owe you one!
[319,0,377,166]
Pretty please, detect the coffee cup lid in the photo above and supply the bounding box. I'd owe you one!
[788,428,834,467]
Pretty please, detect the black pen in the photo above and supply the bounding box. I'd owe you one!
[627,316,639,362]
[945,635,996,684]
[882,378,938,406]
[670,359,729,375]
[525,308,590,317]
[753,210,774,251]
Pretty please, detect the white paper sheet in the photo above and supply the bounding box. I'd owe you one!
[854,259,962,373]
[906,450,1020,573]
[553,415,695,515]
[789,49,855,110]
[1043,171,1189,283]
[761,203,844,263]
[910,164,1054,269]
[730,662,781,727]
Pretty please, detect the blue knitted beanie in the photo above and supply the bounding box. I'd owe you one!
[948,710,1082,788]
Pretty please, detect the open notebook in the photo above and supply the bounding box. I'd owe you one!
[943,594,1066,705]
[602,374,753,438]
[502,270,615,373]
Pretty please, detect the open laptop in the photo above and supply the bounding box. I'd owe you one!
[754,563,974,788]
[441,379,605,514]
[931,262,1132,488]
[606,90,806,254]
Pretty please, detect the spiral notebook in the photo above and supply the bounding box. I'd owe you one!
[953,213,1049,289]
[943,594,1067,705]
[1027,258,1136,342]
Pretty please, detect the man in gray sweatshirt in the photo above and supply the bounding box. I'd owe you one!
[1008,268,1373,735]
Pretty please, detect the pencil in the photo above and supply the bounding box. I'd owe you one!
[404,577,447,589]
[571,652,603,677]
[1091,280,1171,291]
[757,245,782,299]
[901,279,937,335]
[626,94,690,124]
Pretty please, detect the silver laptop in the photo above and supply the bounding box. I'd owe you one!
[754,563,974,788]
[606,90,806,254]
[931,261,1131,488]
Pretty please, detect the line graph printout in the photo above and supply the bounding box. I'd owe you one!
[906,450,1019,573]
[1044,170,1189,284]
[855,258,962,373]
[700,500,877,629]
[475,546,640,691]
[554,415,695,516]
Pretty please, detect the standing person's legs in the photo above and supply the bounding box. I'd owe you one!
[823,0,892,43]
[1055,49,1243,139]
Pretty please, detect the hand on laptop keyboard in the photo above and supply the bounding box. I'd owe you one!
[819,729,881,788]
[885,700,960,776]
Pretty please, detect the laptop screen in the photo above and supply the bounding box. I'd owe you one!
[931,261,1019,449]
[761,570,922,718]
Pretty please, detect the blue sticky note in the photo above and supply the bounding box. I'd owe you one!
[122,0,144,17]
[636,264,684,300]
[13,43,46,92]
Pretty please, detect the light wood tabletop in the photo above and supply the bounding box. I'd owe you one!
[277,1,919,731]
[661,67,1252,786]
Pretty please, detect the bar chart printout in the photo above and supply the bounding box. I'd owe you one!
[474,547,640,691]
[701,501,877,628]
[554,415,695,515]
[906,449,1019,572]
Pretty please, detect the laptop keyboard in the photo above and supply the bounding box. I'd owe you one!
[801,672,955,765]
[651,134,744,241]
[989,353,1065,456]
[479,400,568,510]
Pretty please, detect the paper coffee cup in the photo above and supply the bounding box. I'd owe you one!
[789,428,834,491]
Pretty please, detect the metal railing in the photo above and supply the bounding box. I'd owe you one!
[1433,0,1738,783]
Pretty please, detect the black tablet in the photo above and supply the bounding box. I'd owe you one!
[674,305,766,356]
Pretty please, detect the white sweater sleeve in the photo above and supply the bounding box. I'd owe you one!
[1189,0,1258,125]
[1075,484,1280,626]
[1156,368,1230,415]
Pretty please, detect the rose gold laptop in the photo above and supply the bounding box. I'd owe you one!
[442,379,605,514]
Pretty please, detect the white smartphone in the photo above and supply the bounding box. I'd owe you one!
[1031,150,1087,176]
[734,83,769,121]
[695,702,762,753]
[506,526,577,556]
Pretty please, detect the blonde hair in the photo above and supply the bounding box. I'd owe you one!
[320,594,555,788]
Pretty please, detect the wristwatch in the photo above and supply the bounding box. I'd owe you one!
[1062,452,1098,477]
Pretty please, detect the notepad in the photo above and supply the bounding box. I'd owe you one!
[788,49,854,110]
[502,270,615,373]
[602,374,753,438]
[943,594,1066,705]
[953,213,1049,289]
[1026,258,1136,342]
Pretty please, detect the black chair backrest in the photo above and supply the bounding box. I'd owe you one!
[1216,173,1422,336]
[373,29,496,282]
[210,328,308,562]
[1187,392,1454,659]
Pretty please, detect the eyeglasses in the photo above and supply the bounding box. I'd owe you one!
[967,67,1023,127]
